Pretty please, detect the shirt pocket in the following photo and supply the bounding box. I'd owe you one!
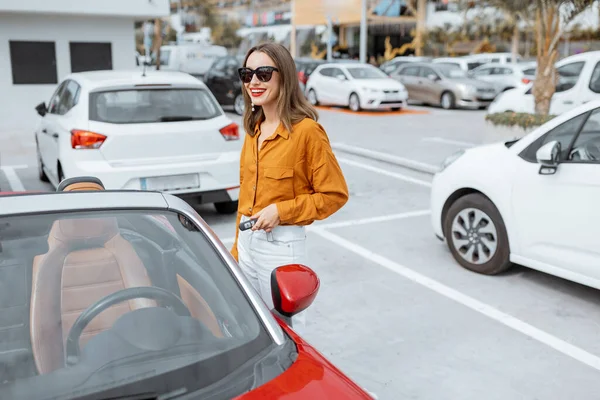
[263,166,295,201]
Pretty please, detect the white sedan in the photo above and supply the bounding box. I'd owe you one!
[305,63,408,112]
[431,100,600,288]
[34,70,241,214]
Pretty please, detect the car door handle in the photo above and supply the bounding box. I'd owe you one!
[52,133,59,139]
[42,129,48,134]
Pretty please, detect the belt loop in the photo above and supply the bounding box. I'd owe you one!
[267,231,274,242]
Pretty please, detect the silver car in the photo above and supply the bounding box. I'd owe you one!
[391,62,498,109]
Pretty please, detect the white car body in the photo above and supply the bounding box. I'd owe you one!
[470,62,537,92]
[487,51,600,115]
[34,70,241,212]
[305,63,409,111]
[431,99,600,289]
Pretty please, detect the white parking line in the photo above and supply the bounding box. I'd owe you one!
[218,209,431,244]
[422,137,477,148]
[311,227,600,372]
[336,157,432,188]
[0,165,27,192]
[332,143,439,174]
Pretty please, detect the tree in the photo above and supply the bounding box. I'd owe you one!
[187,0,241,48]
[405,0,428,56]
[485,0,532,64]
[532,0,594,115]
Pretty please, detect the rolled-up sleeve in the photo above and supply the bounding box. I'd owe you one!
[276,122,349,225]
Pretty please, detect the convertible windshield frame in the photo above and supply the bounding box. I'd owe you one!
[0,190,286,346]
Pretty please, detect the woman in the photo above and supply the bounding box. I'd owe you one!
[231,42,349,332]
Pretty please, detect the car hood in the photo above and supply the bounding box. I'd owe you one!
[358,79,404,90]
[234,317,373,399]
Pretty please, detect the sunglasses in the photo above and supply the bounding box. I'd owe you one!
[238,66,279,83]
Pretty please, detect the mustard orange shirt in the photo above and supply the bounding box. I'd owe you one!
[231,117,349,261]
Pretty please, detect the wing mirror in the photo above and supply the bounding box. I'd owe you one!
[35,102,48,117]
[336,74,346,81]
[271,264,319,326]
[536,140,561,175]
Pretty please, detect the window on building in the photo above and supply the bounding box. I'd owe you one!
[69,42,113,73]
[9,41,58,84]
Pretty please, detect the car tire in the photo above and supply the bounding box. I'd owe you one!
[215,200,238,215]
[443,193,512,275]
[307,89,319,106]
[36,142,49,182]
[440,91,455,110]
[349,93,361,112]
[234,93,244,115]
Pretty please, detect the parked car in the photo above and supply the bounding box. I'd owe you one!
[305,63,408,112]
[379,56,432,75]
[0,178,376,399]
[204,55,246,115]
[295,58,326,94]
[431,100,600,285]
[487,51,600,115]
[431,57,484,71]
[469,61,537,92]
[391,62,498,109]
[33,70,241,214]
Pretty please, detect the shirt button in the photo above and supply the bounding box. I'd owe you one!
[249,207,252,212]
[253,186,256,190]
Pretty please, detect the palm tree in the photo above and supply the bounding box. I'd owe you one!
[486,0,531,64]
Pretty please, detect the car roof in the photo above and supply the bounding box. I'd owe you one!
[65,70,207,91]
[557,50,600,64]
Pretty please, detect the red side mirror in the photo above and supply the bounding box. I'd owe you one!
[271,264,319,317]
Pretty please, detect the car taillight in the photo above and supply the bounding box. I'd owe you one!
[220,122,239,141]
[71,130,107,149]
[522,78,531,84]
[298,71,307,84]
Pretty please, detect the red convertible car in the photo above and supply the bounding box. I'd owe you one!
[0,177,374,400]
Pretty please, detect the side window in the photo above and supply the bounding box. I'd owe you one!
[588,61,600,93]
[520,112,588,162]
[331,68,345,79]
[523,68,536,76]
[56,80,80,115]
[319,67,333,77]
[48,81,67,114]
[420,67,438,79]
[568,108,600,163]
[399,66,419,76]
[473,68,492,76]
[556,61,585,92]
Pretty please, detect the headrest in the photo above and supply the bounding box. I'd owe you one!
[58,176,105,192]
[49,217,119,249]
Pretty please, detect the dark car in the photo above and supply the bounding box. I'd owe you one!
[204,55,246,115]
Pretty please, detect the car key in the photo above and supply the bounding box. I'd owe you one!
[239,218,258,231]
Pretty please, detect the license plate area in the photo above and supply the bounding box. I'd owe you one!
[140,173,200,192]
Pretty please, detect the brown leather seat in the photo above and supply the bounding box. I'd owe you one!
[30,216,156,375]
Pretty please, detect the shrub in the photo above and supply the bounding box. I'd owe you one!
[485,112,556,130]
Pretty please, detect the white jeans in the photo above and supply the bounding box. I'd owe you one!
[237,215,309,333]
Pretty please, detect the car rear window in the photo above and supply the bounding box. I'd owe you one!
[89,88,222,124]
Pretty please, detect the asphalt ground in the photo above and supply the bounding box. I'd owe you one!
[2,106,599,399]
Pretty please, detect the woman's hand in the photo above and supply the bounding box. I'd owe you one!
[251,204,281,232]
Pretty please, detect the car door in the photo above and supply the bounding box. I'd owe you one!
[511,108,600,279]
[393,65,421,101]
[311,67,336,104]
[38,81,67,174]
[471,66,494,83]
[44,79,81,181]
[330,67,351,105]
[418,66,442,104]
[549,61,586,115]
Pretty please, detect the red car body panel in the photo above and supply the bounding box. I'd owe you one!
[233,315,373,399]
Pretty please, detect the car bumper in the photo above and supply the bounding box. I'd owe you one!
[430,172,448,241]
[456,96,495,109]
[360,95,408,110]
[61,151,240,203]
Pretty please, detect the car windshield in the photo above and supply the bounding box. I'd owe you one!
[346,67,389,79]
[0,208,278,399]
[89,88,222,124]
[437,64,468,79]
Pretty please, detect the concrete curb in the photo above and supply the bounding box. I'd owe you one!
[331,143,440,175]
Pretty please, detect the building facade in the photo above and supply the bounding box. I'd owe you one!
[0,0,169,133]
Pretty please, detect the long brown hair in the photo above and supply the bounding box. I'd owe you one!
[241,42,318,136]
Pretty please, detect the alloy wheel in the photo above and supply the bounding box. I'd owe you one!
[450,208,498,265]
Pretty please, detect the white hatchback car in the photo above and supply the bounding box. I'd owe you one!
[305,63,408,112]
[431,100,600,288]
[34,70,241,214]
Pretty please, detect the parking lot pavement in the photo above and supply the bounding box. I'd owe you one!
[4,108,600,398]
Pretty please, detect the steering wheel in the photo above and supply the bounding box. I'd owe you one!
[65,286,191,366]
